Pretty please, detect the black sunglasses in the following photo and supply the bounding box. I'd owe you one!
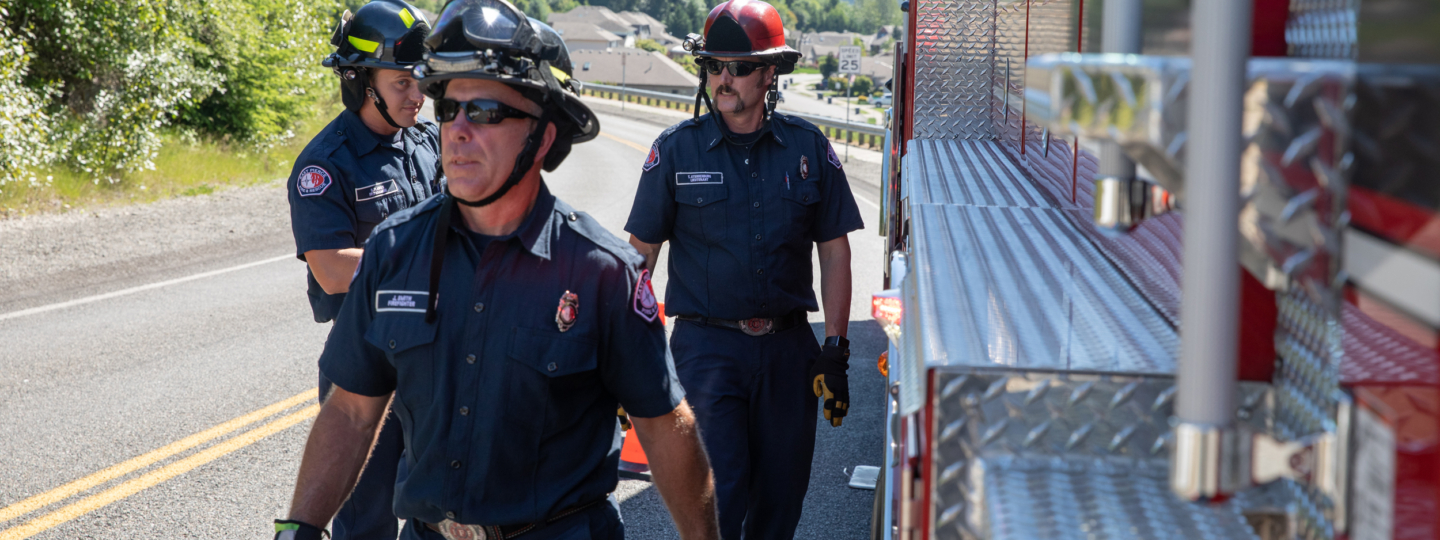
[434,98,538,124]
[698,59,770,77]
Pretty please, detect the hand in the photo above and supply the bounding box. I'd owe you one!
[809,338,850,427]
[274,520,328,540]
[618,406,632,432]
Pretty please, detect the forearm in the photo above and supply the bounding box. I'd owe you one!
[633,402,719,540]
[627,235,662,273]
[818,237,852,337]
[286,395,387,526]
[305,248,364,294]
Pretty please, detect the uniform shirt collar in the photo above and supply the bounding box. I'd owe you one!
[341,109,408,156]
[449,181,556,260]
[703,113,788,151]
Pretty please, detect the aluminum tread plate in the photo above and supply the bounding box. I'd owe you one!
[907,203,1177,373]
[976,457,1261,540]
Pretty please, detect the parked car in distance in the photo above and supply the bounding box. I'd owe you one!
[873,92,893,106]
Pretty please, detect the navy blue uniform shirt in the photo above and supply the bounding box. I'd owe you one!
[320,183,684,526]
[624,112,865,320]
[288,109,443,322]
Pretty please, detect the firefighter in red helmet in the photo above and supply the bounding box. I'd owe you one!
[624,1,865,538]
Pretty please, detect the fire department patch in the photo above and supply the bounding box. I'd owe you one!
[643,143,661,172]
[800,155,810,180]
[556,291,579,332]
[633,269,659,322]
[296,165,332,197]
[826,143,843,170]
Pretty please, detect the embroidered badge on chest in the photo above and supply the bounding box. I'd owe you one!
[633,269,659,322]
[556,291,579,332]
[296,166,332,197]
[643,142,661,172]
[799,155,810,180]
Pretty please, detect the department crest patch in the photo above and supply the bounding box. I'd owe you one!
[643,143,661,172]
[827,143,843,170]
[633,269,659,322]
[800,155,810,180]
[296,165,332,197]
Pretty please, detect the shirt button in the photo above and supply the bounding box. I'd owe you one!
[696,197,704,204]
[459,406,469,415]
[753,202,760,208]
[547,362,558,372]
[466,354,476,364]
[751,172,758,178]
[446,511,456,520]
[474,302,484,312]
[745,158,750,164]
[755,234,762,241]
[804,194,811,202]
[568,212,578,222]
[388,339,396,349]
[756,268,764,275]
[451,460,462,469]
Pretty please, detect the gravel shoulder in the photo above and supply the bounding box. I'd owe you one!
[0,179,296,314]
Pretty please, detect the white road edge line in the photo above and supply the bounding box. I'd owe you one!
[853,191,880,210]
[0,254,294,322]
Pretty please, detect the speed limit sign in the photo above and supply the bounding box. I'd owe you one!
[839,46,862,74]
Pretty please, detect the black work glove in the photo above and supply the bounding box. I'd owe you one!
[274,519,328,540]
[810,336,851,427]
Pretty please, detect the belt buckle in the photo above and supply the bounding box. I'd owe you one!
[740,318,773,336]
[437,520,489,540]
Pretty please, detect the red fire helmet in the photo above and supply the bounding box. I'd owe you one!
[693,0,802,74]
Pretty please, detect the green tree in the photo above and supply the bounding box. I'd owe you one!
[635,38,667,53]
[819,52,838,80]
[851,74,873,96]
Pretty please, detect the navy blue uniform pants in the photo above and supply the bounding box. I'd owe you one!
[671,320,820,540]
[399,496,624,540]
[320,373,405,540]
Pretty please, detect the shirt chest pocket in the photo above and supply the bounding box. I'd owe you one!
[673,184,729,245]
[363,314,439,410]
[780,180,821,233]
[506,328,600,411]
[354,179,408,225]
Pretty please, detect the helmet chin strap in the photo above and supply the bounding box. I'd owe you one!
[765,75,779,119]
[449,111,553,208]
[694,69,715,119]
[367,86,405,130]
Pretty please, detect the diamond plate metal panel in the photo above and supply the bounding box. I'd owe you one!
[912,0,1001,140]
[1342,302,1440,385]
[1351,64,1440,214]
[1287,0,1359,59]
[929,370,1273,540]
[907,203,1177,373]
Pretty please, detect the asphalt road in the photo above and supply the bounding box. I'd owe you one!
[0,101,890,539]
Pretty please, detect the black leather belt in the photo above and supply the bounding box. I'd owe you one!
[676,310,807,336]
[424,498,605,540]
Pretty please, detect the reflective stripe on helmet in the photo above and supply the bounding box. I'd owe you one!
[399,7,415,28]
[348,35,380,53]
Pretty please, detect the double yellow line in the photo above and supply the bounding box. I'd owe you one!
[0,390,321,539]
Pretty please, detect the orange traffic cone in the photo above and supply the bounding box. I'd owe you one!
[618,303,663,482]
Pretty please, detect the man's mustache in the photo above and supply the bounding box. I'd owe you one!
[716,85,737,95]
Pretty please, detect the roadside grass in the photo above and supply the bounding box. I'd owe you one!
[0,95,345,217]
[791,66,821,74]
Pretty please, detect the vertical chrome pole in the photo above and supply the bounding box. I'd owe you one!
[1171,0,1252,502]
[1098,0,1141,180]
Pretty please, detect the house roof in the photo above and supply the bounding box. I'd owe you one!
[554,21,623,45]
[570,49,699,90]
[549,6,637,36]
[617,11,666,35]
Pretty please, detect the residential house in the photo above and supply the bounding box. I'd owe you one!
[554,21,627,51]
[550,6,648,40]
[571,49,700,95]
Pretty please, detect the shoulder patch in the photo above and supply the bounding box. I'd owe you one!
[296,165,333,197]
[826,143,843,170]
[633,269,659,322]
[643,142,661,172]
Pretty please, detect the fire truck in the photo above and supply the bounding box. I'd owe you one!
[869,0,1439,538]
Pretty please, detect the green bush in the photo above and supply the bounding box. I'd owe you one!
[0,0,337,187]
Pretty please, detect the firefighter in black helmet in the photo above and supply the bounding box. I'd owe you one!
[280,1,440,539]
[276,2,720,540]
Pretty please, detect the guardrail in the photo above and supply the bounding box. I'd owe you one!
[580,82,887,150]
